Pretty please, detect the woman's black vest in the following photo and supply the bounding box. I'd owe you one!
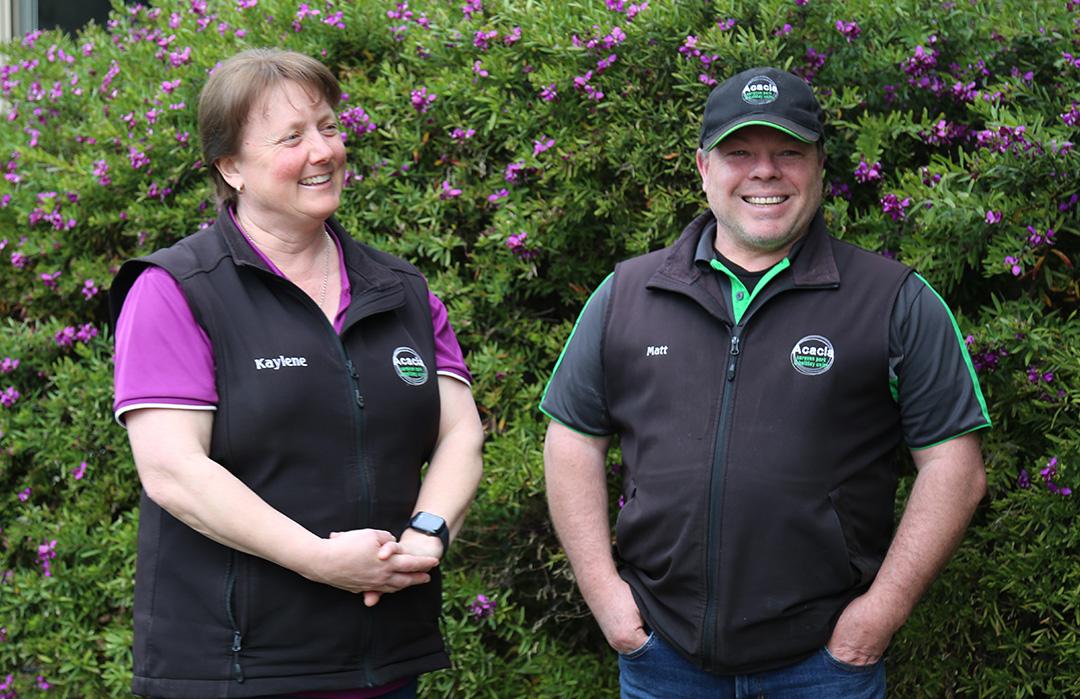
[110,209,444,697]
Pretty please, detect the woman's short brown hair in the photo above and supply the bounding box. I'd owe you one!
[197,48,342,209]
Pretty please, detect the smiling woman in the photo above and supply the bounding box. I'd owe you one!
[107,48,484,699]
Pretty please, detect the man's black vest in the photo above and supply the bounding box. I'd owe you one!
[110,209,445,697]
[604,212,911,674]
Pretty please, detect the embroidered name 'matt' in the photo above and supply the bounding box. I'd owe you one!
[646,345,669,356]
[253,355,309,371]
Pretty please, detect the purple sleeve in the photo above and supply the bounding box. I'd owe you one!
[428,292,472,385]
[113,266,217,422]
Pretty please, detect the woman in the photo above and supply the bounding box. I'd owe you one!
[110,49,484,699]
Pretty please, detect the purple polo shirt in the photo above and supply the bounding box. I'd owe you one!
[114,227,472,422]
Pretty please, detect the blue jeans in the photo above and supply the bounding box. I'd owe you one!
[619,633,885,699]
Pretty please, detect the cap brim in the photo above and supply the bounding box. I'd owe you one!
[703,116,820,151]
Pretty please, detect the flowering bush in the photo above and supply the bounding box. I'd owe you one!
[0,0,1077,696]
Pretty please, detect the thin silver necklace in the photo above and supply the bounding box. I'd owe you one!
[240,223,333,312]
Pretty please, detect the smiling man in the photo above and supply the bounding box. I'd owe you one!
[541,67,991,697]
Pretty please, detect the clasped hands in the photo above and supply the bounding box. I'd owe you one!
[314,528,443,606]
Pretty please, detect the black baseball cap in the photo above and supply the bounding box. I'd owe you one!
[700,67,824,151]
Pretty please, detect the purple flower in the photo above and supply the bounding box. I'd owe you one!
[504,26,522,45]
[1017,468,1031,489]
[717,18,736,31]
[55,326,76,347]
[410,87,436,114]
[504,161,526,183]
[340,106,377,137]
[880,194,911,221]
[539,84,558,101]
[472,60,489,78]
[10,252,27,269]
[774,23,793,37]
[168,46,192,68]
[72,461,87,480]
[93,159,111,186]
[1062,103,1080,127]
[17,486,30,501]
[902,44,937,77]
[828,180,851,200]
[0,357,18,374]
[505,231,537,259]
[533,136,555,156]
[39,270,61,288]
[835,20,861,42]
[128,146,150,170]
[596,53,618,72]
[76,323,98,343]
[323,11,345,29]
[81,278,99,300]
[439,180,462,199]
[952,81,978,103]
[473,29,498,50]
[450,127,476,142]
[469,593,497,618]
[1040,457,1072,496]
[985,210,1002,224]
[573,72,604,101]
[37,539,57,576]
[487,188,509,204]
[462,0,483,19]
[1004,255,1022,277]
[853,159,882,183]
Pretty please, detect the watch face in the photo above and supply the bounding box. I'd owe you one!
[411,511,445,533]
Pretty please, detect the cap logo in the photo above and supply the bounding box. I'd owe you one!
[742,76,778,105]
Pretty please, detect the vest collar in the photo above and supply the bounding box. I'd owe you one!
[652,209,840,289]
[215,207,406,322]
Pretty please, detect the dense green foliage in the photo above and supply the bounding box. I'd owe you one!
[0,0,1077,695]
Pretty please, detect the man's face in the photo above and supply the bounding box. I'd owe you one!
[695,125,824,265]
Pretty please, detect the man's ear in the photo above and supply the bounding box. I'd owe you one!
[695,148,709,183]
[215,156,243,192]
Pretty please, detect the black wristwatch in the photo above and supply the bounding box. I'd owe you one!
[408,511,449,552]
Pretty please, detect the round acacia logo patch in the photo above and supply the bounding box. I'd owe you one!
[392,346,429,386]
[742,75,779,105]
[790,335,835,376]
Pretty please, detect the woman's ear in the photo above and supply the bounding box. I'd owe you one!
[215,156,243,193]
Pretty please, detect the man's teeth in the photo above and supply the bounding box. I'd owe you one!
[300,174,331,185]
[744,195,786,205]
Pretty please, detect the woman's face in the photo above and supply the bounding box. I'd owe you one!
[219,80,345,234]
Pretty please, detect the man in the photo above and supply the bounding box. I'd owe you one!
[541,66,990,697]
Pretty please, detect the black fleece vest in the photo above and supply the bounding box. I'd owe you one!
[110,210,444,698]
[604,212,911,674]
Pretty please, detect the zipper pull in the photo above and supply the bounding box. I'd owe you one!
[727,336,740,381]
[231,631,245,683]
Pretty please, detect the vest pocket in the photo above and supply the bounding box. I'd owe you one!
[223,551,245,683]
[827,488,867,587]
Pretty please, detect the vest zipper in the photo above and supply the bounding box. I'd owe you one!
[342,353,373,679]
[702,328,743,668]
[223,554,245,683]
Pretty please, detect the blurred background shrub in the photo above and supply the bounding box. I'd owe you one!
[0,0,1076,695]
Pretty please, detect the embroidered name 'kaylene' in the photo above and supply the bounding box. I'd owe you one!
[253,355,309,371]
